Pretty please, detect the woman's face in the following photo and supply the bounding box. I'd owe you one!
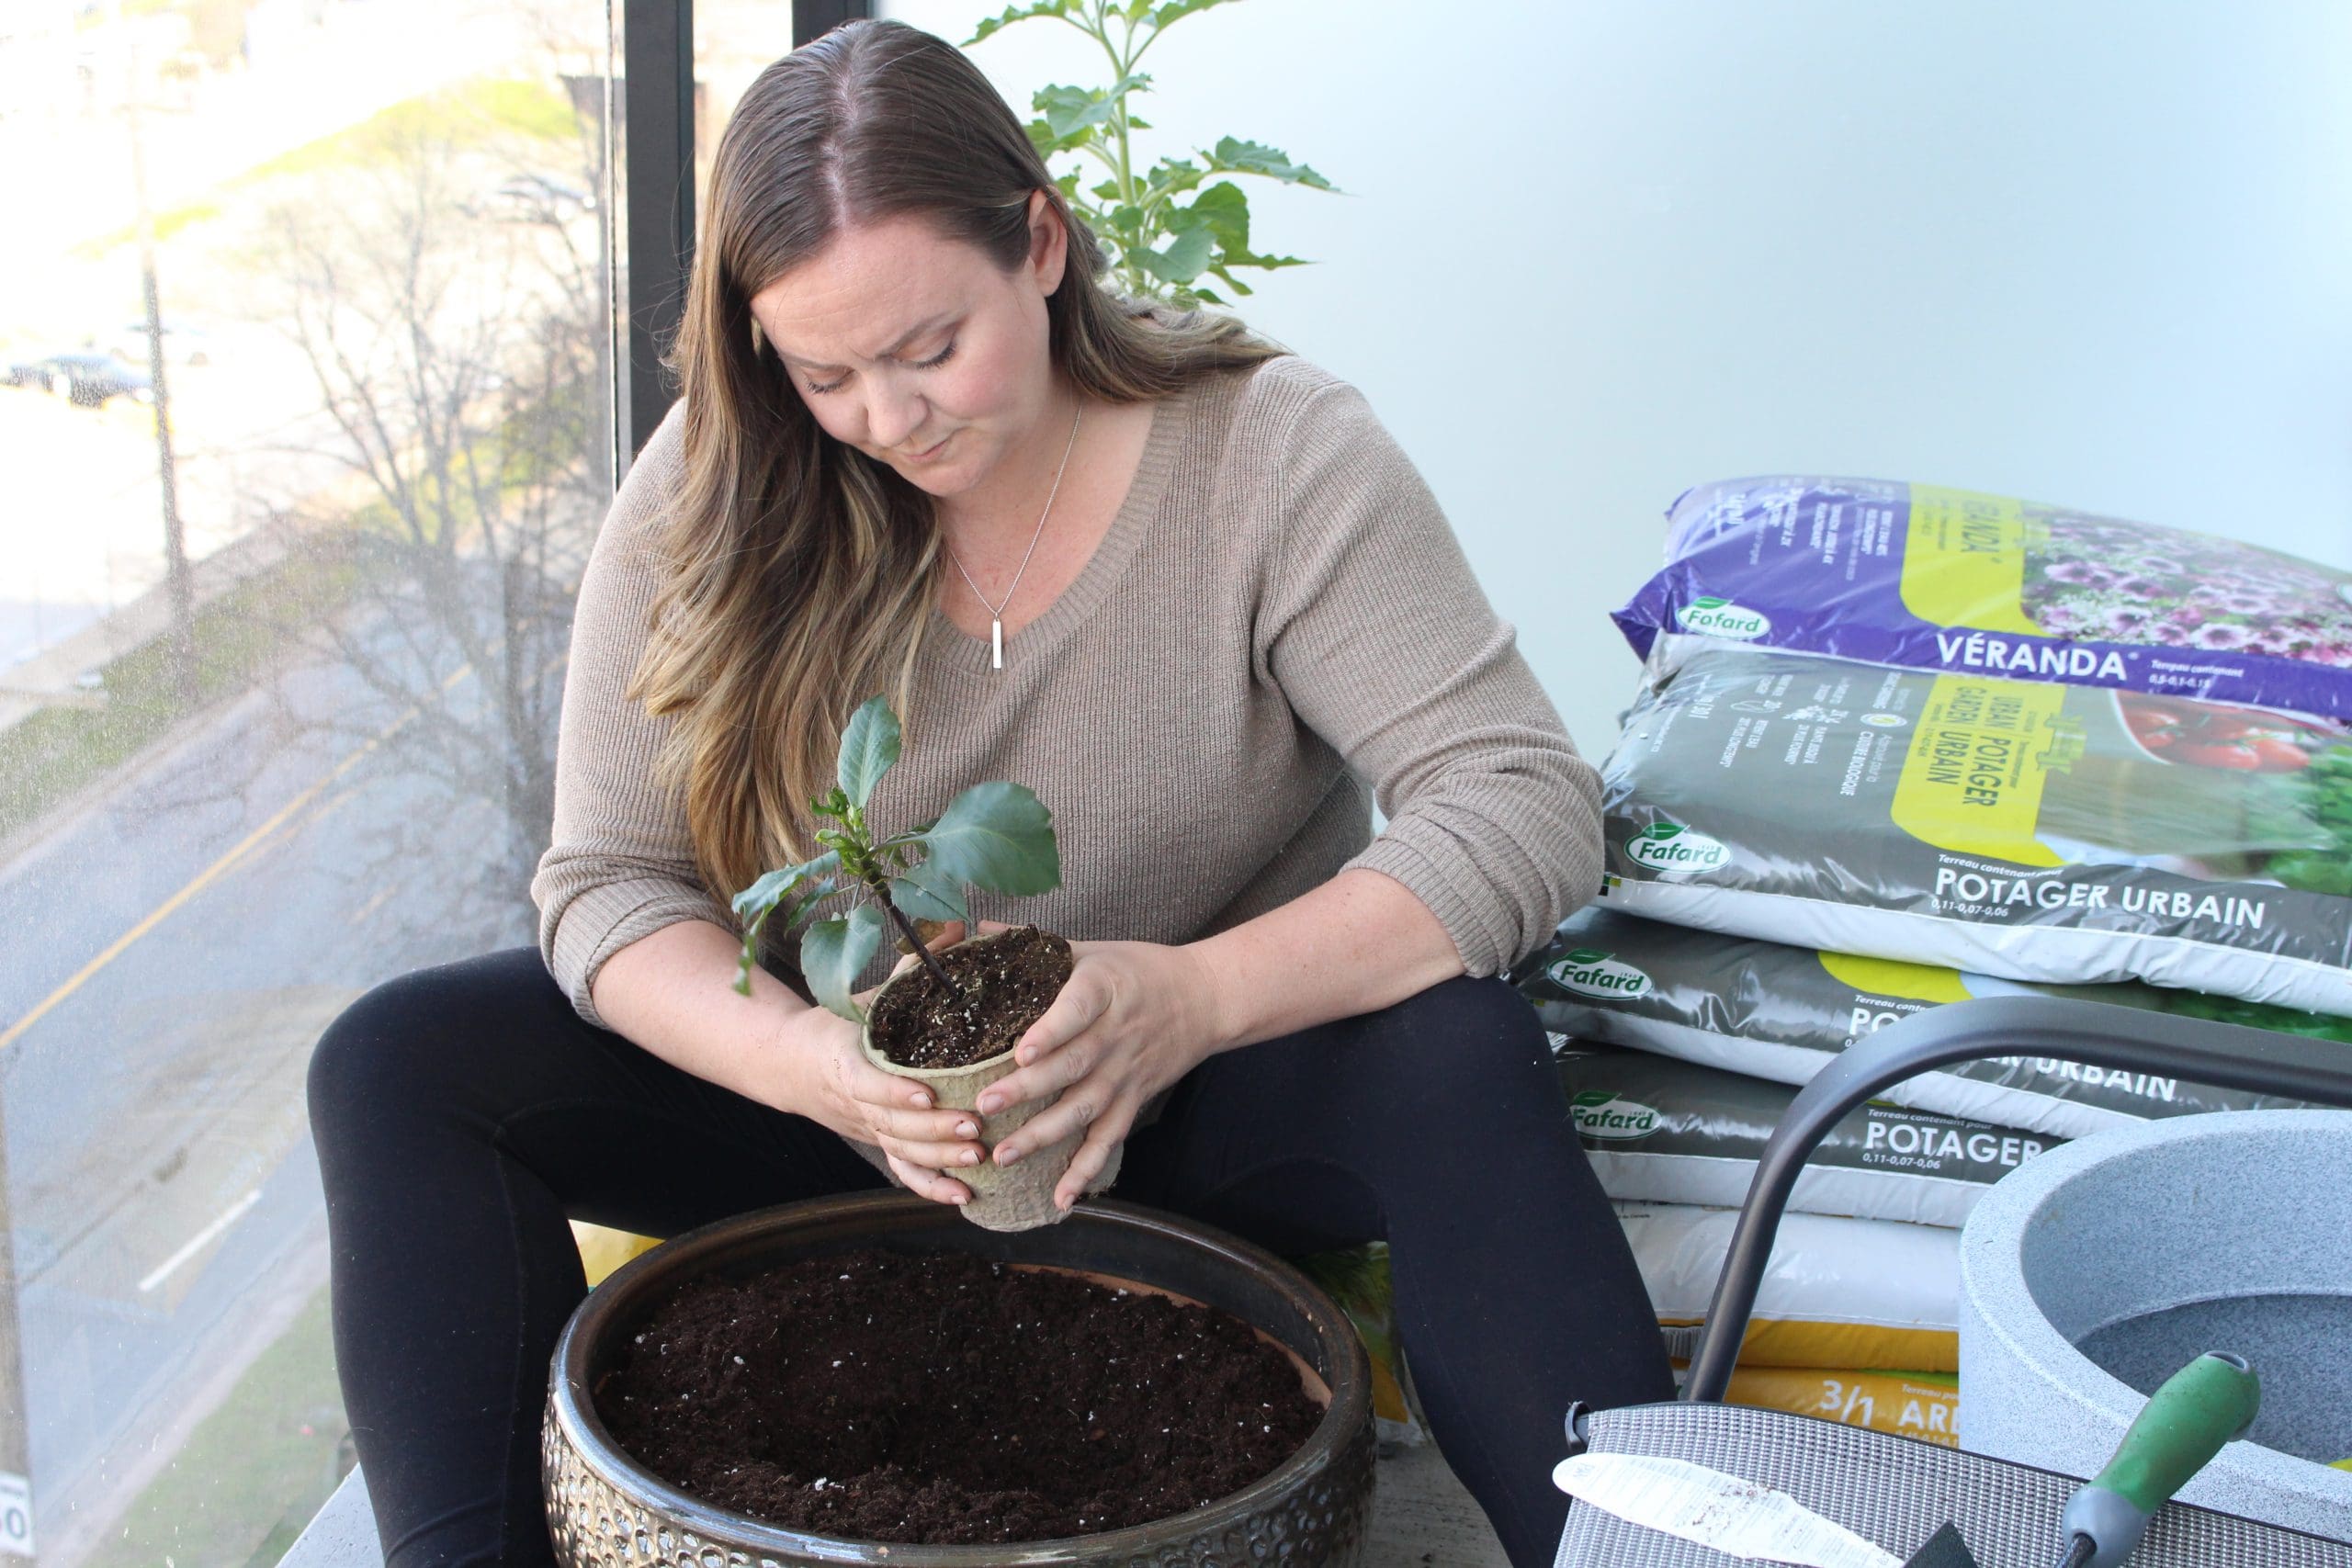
[748,197,1067,501]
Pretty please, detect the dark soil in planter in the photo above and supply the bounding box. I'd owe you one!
[595,1247,1324,1545]
[869,925,1073,1070]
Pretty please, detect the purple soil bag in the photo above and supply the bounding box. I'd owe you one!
[1613,476,2352,721]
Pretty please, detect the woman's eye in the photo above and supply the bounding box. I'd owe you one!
[804,372,849,395]
[911,338,957,370]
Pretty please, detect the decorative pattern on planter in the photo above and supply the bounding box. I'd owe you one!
[541,1390,1376,1568]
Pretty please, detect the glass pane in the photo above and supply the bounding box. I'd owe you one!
[693,2,799,247]
[0,0,616,1559]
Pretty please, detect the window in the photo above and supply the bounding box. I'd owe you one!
[0,0,617,1558]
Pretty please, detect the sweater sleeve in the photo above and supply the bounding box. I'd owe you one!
[1255,371,1601,976]
[530,401,734,1026]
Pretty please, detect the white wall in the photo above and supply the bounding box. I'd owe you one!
[880,0,2352,753]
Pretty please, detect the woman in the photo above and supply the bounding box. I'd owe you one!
[308,17,1670,1566]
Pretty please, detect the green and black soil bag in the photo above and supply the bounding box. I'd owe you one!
[1600,637,2352,1018]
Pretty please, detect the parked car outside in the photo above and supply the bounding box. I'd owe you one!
[468,173,596,222]
[3,351,154,407]
[110,321,212,367]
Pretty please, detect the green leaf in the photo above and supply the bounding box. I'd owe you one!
[890,857,969,923]
[965,0,1075,47]
[1035,75,1150,142]
[730,851,842,925]
[1136,218,1216,285]
[1182,179,1250,252]
[802,905,884,1022]
[1027,118,1072,159]
[730,852,841,994]
[837,695,901,808]
[1138,156,1204,208]
[917,781,1061,896]
[1205,136,1335,190]
[1148,0,1239,33]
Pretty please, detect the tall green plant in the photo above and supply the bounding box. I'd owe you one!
[967,0,1336,306]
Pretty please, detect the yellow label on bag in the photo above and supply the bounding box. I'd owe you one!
[1901,486,2044,635]
[1719,1366,1962,1447]
[1890,676,2070,866]
[1815,951,1974,1005]
[1661,1316,1959,1375]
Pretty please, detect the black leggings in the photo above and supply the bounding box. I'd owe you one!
[308,946,1671,1567]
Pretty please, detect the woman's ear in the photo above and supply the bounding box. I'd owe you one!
[1025,189,1069,298]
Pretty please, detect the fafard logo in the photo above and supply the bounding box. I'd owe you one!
[1570,1089,1662,1141]
[1546,948,1654,1000]
[1623,821,1731,875]
[1678,595,1771,639]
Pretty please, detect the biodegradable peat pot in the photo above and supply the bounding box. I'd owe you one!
[861,925,1114,1232]
[541,1191,1376,1567]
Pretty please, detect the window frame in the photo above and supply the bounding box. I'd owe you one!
[621,0,874,467]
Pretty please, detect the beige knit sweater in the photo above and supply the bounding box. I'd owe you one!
[532,355,1601,1027]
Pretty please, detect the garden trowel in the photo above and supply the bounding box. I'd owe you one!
[1553,1451,1970,1567]
[1555,1351,2261,1568]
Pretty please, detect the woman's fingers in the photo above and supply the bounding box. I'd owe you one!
[1051,1102,1133,1210]
[995,1068,1120,1168]
[976,1032,1099,1121]
[1009,963,1108,1069]
[886,1152,971,1207]
[832,1049,985,1158]
[866,1099,984,1158]
[975,970,1106,1118]
[885,1131,986,1172]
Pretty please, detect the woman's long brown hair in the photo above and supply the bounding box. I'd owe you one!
[630,17,1281,907]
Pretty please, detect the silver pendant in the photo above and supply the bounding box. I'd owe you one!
[990,618,1003,670]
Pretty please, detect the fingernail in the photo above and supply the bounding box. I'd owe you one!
[976,1095,1000,1114]
[951,1190,968,1204]
[956,1121,978,1139]
[959,1148,979,1165]
[907,1091,929,1109]
[997,1144,1024,1166]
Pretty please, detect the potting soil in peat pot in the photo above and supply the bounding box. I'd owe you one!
[870,926,1073,1068]
[594,1248,1325,1545]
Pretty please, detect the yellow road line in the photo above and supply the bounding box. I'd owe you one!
[0,663,474,1054]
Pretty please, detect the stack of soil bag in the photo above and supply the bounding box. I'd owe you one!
[1521,474,2352,1445]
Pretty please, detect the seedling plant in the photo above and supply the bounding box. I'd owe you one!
[731,696,1061,1020]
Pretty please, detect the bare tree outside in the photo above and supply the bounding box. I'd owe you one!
[220,73,615,928]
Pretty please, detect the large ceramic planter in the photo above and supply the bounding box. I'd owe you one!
[542,1192,1376,1567]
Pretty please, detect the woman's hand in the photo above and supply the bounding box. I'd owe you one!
[769,931,990,1205]
[974,937,1227,1212]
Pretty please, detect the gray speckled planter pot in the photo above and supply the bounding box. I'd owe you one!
[542,1192,1374,1567]
[1960,1108,2352,1540]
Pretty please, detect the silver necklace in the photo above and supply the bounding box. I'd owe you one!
[944,402,1082,670]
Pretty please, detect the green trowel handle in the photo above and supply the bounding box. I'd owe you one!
[2061,1351,2260,1568]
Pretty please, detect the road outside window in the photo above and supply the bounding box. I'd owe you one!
[0,0,617,1559]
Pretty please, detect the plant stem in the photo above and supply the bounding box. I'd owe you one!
[869,877,961,998]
